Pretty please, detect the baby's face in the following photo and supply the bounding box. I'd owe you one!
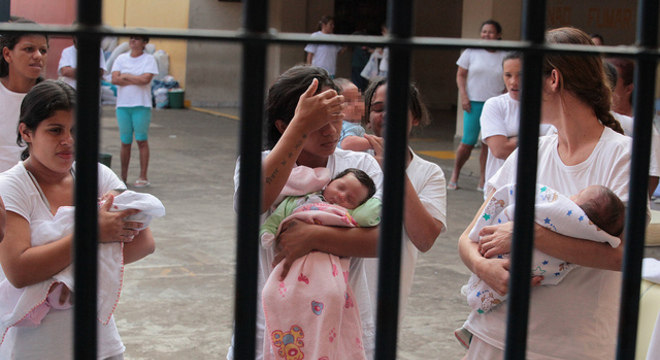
[323,173,369,209]
[342,84,365,123]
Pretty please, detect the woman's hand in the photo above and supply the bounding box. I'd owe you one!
[475,257,510,295]
[364,134,383,166]
[272,219,317,280]
[461,97,471,113]
[478,221,513,258]
[98,194,142,243]
[293,78,345,134]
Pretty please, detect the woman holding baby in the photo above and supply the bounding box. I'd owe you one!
[0,80,155,359]
[458,27,632,359]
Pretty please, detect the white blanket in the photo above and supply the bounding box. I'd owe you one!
[0,190,164,343]
[463,184,620,314]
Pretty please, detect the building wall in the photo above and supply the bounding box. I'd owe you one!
[185,0,242,107]
[103,0,190,88]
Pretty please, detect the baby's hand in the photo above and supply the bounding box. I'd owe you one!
[478,221,513,258]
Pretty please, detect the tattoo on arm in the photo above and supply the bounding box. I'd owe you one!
[265,168,279,185]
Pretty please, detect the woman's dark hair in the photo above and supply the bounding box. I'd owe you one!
[363,77,430,129]
[332,168,376,204]
[481,19,502,36]
[606,57,634,106]
[0,18,48,78]
[17,80,76,160]
[265,65,339,149]
[543,27,623,134]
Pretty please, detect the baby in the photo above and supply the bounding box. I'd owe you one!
[455,184,624,348]
[261,167,380,360]
[0,189,165,343]
[334,78,371,152]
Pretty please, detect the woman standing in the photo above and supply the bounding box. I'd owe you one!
[304,16,345,78]
[228,65,383,360]
[0,80,155,359]
[0,19,47,172]
[111,35,158,187]
[458,28,630,359]
[362,78,447,319]
[449,20,506,191]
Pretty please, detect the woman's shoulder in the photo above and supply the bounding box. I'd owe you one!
[0,162,28,185]
[600,126,632,149]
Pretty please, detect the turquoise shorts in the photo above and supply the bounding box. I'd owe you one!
[461,101,485,146]
[116,106,151,144]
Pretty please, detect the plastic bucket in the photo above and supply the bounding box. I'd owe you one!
[99,153,112,167]
[168,89,185,109]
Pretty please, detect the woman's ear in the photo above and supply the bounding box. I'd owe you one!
[274,119,288,134]
[18,123,32,143]
[547,69,561,92]
[2,46,11,64]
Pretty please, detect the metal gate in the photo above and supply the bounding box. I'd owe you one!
[0,0,657,359]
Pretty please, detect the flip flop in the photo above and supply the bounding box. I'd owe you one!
[134,179,150,188]
[447,181,459,190]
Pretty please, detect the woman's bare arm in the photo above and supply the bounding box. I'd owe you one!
[456,66,471,113]
[484,134,518,160]
[123,227,155,264]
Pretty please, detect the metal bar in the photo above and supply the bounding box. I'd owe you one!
[373,0,413,359]
[504,0,546,359]
[0,0,9,22]
[2,23,660,59]
[73,0,102,359]
[616,0,659,358]
[233,0,267,358]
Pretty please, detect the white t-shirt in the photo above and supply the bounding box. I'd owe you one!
[363,149,447,325]
[456,48,507,102]
[612,111,660,177]
[229,148,384,360]
[111,52,158,108]
[467,127,632,359]
[304,31,342,76]
[481,93,520,185]
[57,45,107,89]
[0,162,126,359]
[0,81,27,173]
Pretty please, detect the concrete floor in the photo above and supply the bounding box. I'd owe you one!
[99,106,658,359]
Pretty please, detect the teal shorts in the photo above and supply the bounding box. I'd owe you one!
[116,106,151,144]
[461,101,485,146]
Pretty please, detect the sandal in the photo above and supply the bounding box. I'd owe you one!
[447,181,459,190]
[134,179,150,188]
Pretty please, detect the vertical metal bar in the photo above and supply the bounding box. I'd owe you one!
[233,0,267,358]
[74,0,102,359]
[616,0,658,358]
[0,0,9,22]
[504,0,545,359]
[374,0,413,359]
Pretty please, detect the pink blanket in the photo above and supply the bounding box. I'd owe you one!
[262,203,366,360]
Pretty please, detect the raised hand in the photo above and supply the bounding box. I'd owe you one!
[293,78,345,134]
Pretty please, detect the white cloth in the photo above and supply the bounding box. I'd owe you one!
[0,162,127,359]
[466,127,634,359]
[642,258,660,283]
[456,49,507,101]
[304,31,342,76]
[363,149,447,323]
[57,45,107,89]
[647,311,660,360]
[612,111,660,177]
[229,148,384,360]
[0,82,26,173]
[464,183,621,314]
[480,93,520,186]
[111,52,158,108]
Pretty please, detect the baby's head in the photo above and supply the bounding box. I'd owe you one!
[571,185,625,236]
[334,78,364,124]
[322,168,376,209]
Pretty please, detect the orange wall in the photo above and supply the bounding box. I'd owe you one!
[10,0,77,79]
